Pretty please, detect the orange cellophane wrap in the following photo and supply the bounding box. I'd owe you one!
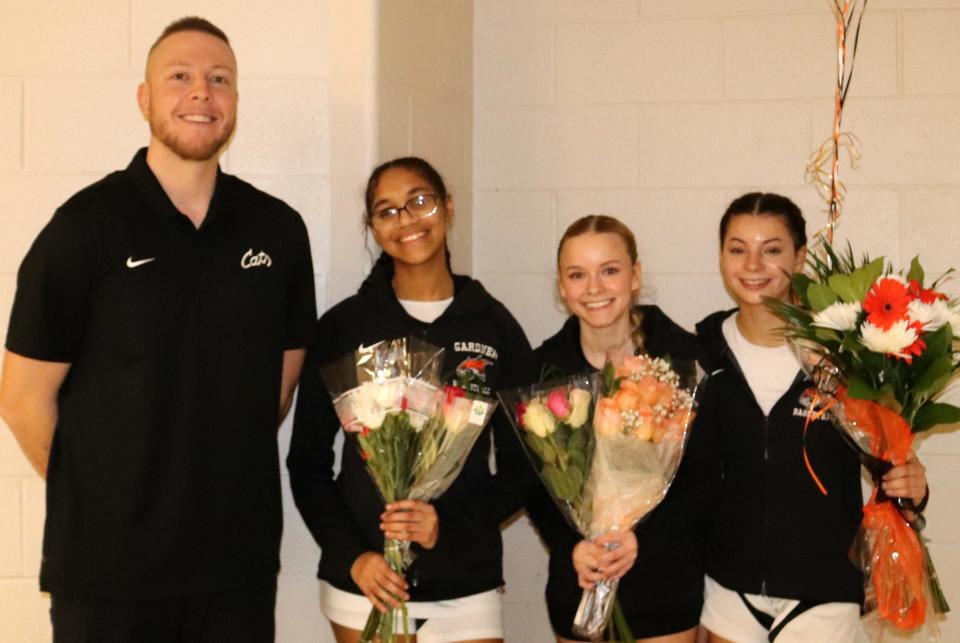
[838,390,927,630]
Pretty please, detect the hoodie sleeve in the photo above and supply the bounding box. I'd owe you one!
[431,312,540,552]
[286,313,369,581]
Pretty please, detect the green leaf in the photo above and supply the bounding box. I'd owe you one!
[792,273,814,306]
[827,274,860,304]
[601,361,616,395]
[907,256,925,284]
[846,375,882,400]
[851,258,885,300]
[909,324,952,373]
[912,356,955,401]
[808,282,840,312]
[524,433,556,466]
[542,463,583,502]
[912,402,960,432]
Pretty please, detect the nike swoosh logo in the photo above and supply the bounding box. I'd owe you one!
[126,257,156,268]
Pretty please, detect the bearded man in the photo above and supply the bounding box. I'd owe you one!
[0,16,316,642]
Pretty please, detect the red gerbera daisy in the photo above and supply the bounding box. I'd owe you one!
[863,278,911,330]
[908,279,948,305]
[901,321,927,364]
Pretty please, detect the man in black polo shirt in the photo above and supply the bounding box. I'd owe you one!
[0,17,316,641]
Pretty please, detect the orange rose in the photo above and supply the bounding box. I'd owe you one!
[633,376,673,408]
[595,397,622,437]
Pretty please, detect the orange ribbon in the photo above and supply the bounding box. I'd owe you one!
[837,391,925,630]
[801,389,835,496]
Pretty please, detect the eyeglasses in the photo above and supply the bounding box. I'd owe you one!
[371,194,440,226]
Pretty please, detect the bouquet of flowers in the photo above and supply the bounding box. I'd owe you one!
[321,337,498,643]
[768,242,959,636]
[499,355,700,642]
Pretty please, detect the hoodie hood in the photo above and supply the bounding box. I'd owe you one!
[357,255,497,318]
[695,308,737,372]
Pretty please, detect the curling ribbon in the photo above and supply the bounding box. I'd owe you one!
[801,389,835,496]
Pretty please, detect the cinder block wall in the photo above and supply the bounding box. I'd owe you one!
[473,1,960,641]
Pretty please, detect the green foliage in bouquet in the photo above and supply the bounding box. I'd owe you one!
[767,241,960,432]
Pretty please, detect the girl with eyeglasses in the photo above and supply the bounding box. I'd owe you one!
[288,157,534,643]
[691,193,928,643]
[529,215,704,643]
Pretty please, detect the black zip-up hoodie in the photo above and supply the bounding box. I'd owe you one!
[529,306,705,638]
[287,261,534,601]
[692,309,863,603]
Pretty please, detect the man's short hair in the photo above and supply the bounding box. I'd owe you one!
[149,16,230,54]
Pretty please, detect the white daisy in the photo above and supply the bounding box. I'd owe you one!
[860,319,919,359]
[908,298,952,333]
[812,301,862,331]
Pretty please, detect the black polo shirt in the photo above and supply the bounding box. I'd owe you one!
[6,148,316,600]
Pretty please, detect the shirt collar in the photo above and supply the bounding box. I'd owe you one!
[125,147,230,228]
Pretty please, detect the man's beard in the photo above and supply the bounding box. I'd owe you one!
[150,113,235,162]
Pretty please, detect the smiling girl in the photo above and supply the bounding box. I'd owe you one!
[529,215,703,643]
[692,193,929,643]
[287,157,533,643]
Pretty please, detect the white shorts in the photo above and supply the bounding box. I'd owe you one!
[319,581,503,643]
[701,576,866,643]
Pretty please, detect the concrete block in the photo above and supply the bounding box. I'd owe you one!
[131,0,333,78]
[814,188,902,267]
[448,189,473,276]
[228,79,329,176]
[557,188,732,275]
[0,580,50,642]
[21,479,45,578]
[0,174,102,274]
[475,0,555,26]
[238,174,330,278]
[475,26,554,106]
[476,0,638,25]
[280,474,321,577]
[328,176,370,278]
[379,0,472,102]
[868,0,960,8]
[327,275,364,310]
[475,106,638,189]
[330,77,376,180]
[838,97,960,185]
[0,79,21,171]
[0,418,43,479]
[636,102,811,187]
[920,415,960,457]
[903,9,960,95]
[0,0,128,74]
[639,0,812,16]
[0,275,14,349]
[375,83,412,163]
[474,190,557,274]
[409,94,471,191]
[502,599,553,642]
[915,454,960,545]
[276,575,334,643]
[723,12,896,99]
[502,516,549,600]
[476,272,566,348]
[330,0,377,79]
[641,273,731,331]
[0,481,21,577]
[923,543,959,639]
[556,21,722,104]
[901,188,960,276]
[24,76,145,172]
